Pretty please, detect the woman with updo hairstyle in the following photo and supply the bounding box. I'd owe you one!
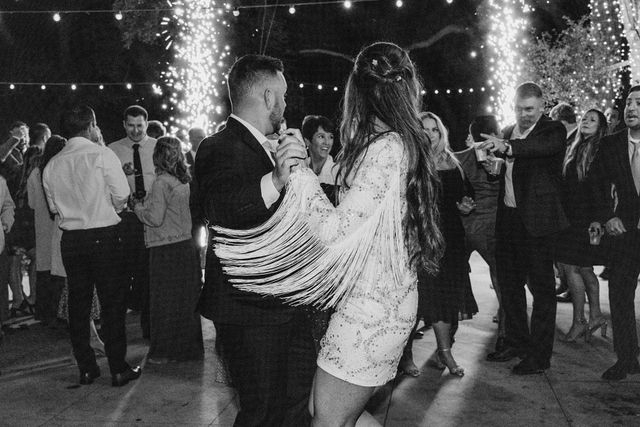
[212,42,443,425]
[132,136,203,364]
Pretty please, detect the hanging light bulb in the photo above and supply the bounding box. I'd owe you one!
[53,12,61,22]
[395,0,403,7]
[344,1,352,9]
[41,85,46,90]
[115,11,123,20]
[232,8,240,17]
[9,84,15,90]
[71,84,77,90]
[126,83,132,90]
[289,5,296,14]
[99,84,104,90]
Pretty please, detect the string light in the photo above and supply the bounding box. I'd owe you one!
[289,5,296,14]
[114,11,123,20]
[0,1,380,17]
[617,0,639,83]
[395,0,403,7]
[52,12,61,22]
[586,0,628,110]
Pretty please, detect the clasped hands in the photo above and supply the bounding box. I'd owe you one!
[271,128,308,191]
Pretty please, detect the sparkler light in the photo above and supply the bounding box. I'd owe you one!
[162,0,229,136]
[484,0,530,126]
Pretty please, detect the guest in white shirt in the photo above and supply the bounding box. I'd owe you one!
[43,104,141,387]
[109,105,157,338]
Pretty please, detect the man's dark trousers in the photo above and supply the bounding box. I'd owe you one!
[118,212,149,337]
[608,230,640,366]
[61,225,129,375]
[497,206,557,365]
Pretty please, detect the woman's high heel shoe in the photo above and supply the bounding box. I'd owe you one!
[586,317,608,342]
[560,318,587,343]
[437,348,464,377]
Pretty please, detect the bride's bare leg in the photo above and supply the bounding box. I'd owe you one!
[309,367,381,427]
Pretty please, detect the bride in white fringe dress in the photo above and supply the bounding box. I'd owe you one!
[214,42,443,426]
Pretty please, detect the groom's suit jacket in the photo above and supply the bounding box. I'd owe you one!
[194,116,292,325]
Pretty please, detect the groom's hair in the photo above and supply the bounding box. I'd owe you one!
[227,54,284,107]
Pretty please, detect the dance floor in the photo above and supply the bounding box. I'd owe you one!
[1,253,639,426]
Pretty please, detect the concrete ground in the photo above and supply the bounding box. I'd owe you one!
[1,253,639,426]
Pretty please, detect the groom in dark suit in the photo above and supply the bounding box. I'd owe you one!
[591,85,640,380]
[481,82,568,374]
[194,54,316,426]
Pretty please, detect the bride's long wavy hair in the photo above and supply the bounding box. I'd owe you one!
[336,42,443,274]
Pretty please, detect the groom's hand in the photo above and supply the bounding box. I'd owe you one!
[272,129,307,191]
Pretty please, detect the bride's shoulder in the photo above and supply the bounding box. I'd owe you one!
[366,132,405,161]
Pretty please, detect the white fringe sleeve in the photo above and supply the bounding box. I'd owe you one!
[212,134,408,309]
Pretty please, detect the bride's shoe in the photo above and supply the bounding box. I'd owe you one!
[437,348,464,377]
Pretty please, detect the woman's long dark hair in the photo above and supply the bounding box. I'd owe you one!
[153,136,191,184]
[337,42,443,274]
[39,135,67,216]
[562,109,607,181]
[39,135,67,179]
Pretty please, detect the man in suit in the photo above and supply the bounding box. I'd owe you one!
[195,54,316,426]
[480,82,568,375]
[591,85,640,380]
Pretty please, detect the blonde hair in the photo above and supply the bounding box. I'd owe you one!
[419,111,463,175]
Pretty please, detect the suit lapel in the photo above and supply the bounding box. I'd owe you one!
[226,117,274,171]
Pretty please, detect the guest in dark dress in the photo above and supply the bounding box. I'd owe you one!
[132,136,204,363]
[555,109,608,342]
[399,112,477,377]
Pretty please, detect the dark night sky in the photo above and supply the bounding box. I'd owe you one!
[0,0,589,146]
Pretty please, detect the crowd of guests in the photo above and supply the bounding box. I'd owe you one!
[1,41,640,426]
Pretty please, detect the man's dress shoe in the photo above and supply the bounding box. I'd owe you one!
[486,346,525,362]
[79,367,101,385]
[111,366,142,387]
[512,357,549,375]
[602,360,640,381]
